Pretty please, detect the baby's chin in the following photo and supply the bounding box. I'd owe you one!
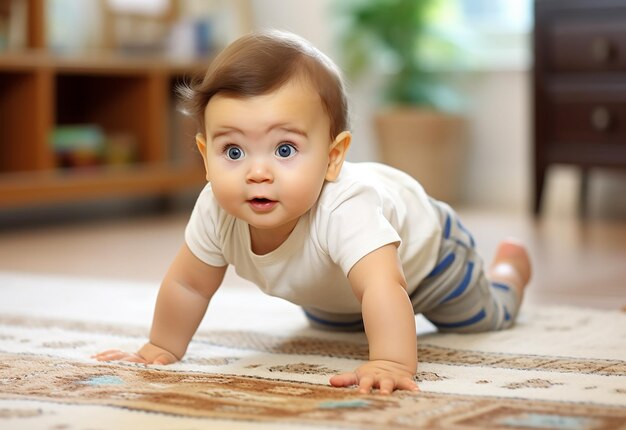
[246,213,303,232]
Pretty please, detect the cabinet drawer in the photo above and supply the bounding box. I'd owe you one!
[548,12,626,72]
[547,88,626,143]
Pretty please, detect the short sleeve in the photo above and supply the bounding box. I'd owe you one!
[324,184,401,276]
[184,184,228,267]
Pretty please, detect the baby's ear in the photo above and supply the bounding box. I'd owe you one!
[325,131,351,181]
[195,133,210,181]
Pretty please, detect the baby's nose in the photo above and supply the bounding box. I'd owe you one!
[246,159,274,183]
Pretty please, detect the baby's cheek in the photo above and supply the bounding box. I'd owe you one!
[212,181,241,211]
[283,180,323,210]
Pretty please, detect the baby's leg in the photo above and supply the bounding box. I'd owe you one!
[488,239,532,300]
[421,238,531,333]
[414,199,531,333]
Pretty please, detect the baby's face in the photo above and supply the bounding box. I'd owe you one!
[202,78,334,237]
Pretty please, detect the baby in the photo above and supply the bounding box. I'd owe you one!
[95,30,531,395]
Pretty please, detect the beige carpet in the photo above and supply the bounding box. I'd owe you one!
[0,272,625,429]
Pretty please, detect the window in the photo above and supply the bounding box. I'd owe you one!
[456,0,532,70]
[458,0,531,33]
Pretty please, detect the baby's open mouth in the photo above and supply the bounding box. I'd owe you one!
[248,198,278,212]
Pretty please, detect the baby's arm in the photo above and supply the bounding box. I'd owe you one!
[330,244,419,394]
[94,243,227,364]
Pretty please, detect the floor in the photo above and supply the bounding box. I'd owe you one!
[0,204,625,311]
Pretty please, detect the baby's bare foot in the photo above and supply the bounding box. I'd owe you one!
[488,239,532,296]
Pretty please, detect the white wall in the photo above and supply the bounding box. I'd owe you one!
[250,0,334,53]
[455,70,531,211]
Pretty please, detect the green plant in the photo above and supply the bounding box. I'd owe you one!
[337,0,464,111]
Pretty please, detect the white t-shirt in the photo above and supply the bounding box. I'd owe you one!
[185,162,441,314]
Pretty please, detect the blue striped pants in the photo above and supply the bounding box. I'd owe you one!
[303,199,521,333]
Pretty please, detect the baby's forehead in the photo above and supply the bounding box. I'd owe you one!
[240,73,323,99]
[273,75,323,98]
[204,72,336,139]
[210,76,325,112]
[206,79,330,127]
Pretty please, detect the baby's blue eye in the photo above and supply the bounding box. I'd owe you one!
[226,146,244,160]
[276,143,296,158]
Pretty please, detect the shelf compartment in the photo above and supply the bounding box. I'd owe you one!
[0,70,54,173]
[54,73,168,165]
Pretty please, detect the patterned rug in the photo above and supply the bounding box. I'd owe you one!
[0,272,625,429]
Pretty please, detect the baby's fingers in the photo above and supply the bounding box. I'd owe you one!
[397,377,420,392]
[152,353,178,365]
[91,349,126,361]
[123,354,150,364]
[364,376,419,395]
[91,350,147,364]
[358,375,375,394]
[379,377,396,395]
[329,372,358,388]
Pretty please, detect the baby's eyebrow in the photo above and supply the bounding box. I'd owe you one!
[267,124,308,137]
[211,127,244,139]
[210,124,308,139]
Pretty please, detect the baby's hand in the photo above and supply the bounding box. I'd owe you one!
[329,360,419,395]
[92,342,178,365]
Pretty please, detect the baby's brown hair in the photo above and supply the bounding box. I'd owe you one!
[179,30,349,140]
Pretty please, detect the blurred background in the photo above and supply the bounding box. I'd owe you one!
[1,0,624,219]
[0,0,624,307]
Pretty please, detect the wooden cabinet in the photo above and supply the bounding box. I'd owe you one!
[533,0,626,214]
[0,0,210,208]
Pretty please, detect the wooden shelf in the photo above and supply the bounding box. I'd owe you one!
[0,164,206,208]
[0,50,211,75]
[0,1,214,209]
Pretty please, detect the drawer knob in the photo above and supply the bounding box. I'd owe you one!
[590,106,612,131]
[591,37,614,63]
